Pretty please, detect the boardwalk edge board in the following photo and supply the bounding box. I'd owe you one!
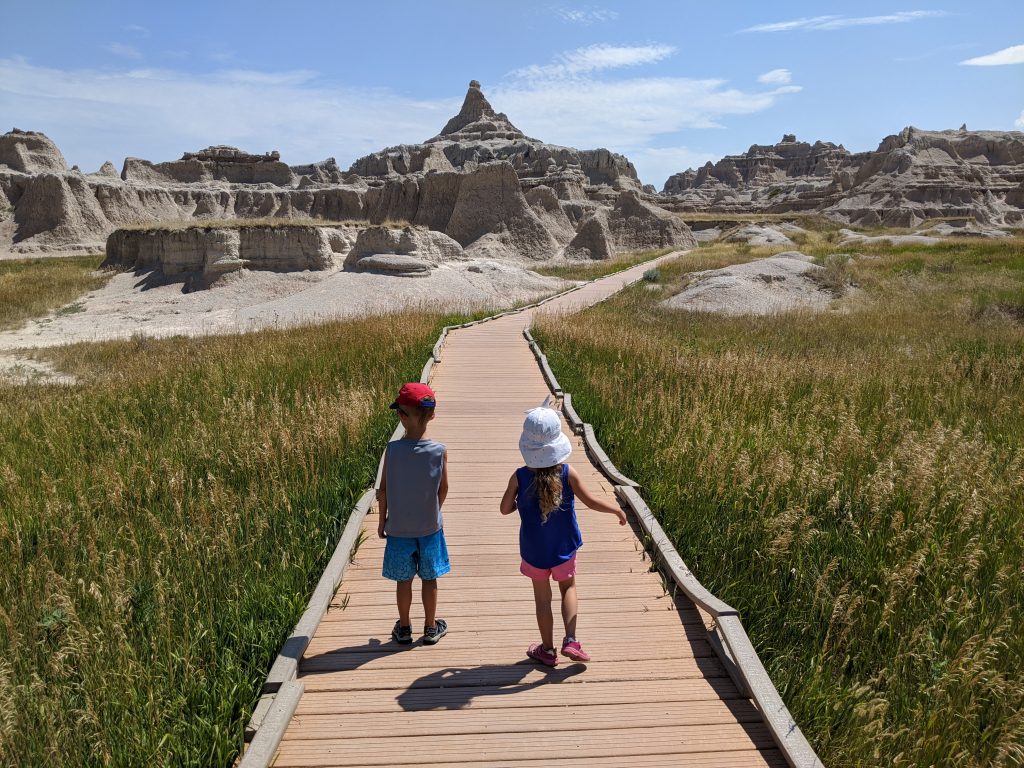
[528,333,824,768]
[238,681,303,768]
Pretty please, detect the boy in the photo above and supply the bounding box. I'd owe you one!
[376,382,450,645]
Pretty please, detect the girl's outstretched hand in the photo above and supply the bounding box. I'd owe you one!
[615,507,628,526]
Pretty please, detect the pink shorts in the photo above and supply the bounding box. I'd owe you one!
[520,553,577,581]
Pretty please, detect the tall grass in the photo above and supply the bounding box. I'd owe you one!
[535,238,1024,767]
[532,248,676,281]
[0,313,445,765]
[0,255,109,330]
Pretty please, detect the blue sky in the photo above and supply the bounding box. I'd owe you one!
[2,1,1022,188]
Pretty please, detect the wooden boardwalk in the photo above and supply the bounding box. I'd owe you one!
[272,258,788,767]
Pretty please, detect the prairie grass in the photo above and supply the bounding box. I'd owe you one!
[0,313,447,766]
[535,237,1024,767]
[0,255,110,330]
[532,247,676,281]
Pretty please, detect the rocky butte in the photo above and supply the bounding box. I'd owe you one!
[0,81,696,263]
[661,127,1024,228]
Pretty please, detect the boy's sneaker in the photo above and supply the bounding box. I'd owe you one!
[423,618,448,645]
[561,637,591,662]
[527,643,558,667]
[391,621,413,645]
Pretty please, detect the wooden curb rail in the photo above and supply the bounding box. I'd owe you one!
[526,330,824,768]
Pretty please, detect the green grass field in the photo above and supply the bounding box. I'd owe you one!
[0,314,447,766]
[535,237,1024,767]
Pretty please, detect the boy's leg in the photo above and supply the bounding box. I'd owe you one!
[558,576,578,640]
[531,577,555,651]
[422,578,437,629]
[396,579,413,626]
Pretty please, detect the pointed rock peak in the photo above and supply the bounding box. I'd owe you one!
[434,80,527,142]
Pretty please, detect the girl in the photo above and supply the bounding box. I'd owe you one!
[500,401,627,666]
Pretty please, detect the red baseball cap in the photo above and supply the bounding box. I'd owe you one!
[390,382,437,410]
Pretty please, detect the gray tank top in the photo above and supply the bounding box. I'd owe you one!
[384,438,445,538]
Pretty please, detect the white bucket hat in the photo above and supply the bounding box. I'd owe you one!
[519,398,572,469]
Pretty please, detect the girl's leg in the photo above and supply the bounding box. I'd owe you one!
[396,579,413,626]
[558,576,578,640]
[421,578,438,629]
[531,577,555,650]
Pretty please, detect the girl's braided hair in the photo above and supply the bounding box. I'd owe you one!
[531,465,563,523]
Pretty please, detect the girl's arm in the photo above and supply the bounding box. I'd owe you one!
[567,465,627,525]
[438,450,449,507]
[499,473,518,516]
[376,453,388,538]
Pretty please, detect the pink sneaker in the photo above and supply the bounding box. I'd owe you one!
[527,643,558,667]
[561,638,591,662]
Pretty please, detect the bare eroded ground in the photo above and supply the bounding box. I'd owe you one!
[0,261,566,353]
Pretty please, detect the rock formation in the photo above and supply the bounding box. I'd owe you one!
[1,81,696,259]
[103,223,354,287]
[0,129,67,174]
[662,128,1024,228]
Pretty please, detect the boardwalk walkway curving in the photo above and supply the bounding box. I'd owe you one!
[270,254,790,767]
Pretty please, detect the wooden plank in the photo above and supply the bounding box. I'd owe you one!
[297,657,729,693]
[273,753,786,768]
[293,677,744,715]
[286,699,763,739]
[274,723,775,765]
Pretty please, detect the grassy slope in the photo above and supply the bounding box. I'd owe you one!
[535,238,1024,767]
[0,255,109,331]
[0,314,446,766]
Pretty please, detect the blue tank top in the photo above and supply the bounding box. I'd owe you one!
[516,464,583,569]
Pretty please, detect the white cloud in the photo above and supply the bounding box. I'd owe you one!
[511,44,676,80]
[961,44,1024,66]
[758,68,792,85]
[741,11,947,33]
[1016,111,1024,129]
[0,58,455,171]
[123,24,150,37]
[104,43,142,59]
[555,7,619,24]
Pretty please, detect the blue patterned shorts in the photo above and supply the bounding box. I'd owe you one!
[382,529,450,581]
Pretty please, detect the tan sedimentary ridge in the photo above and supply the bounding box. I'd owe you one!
[662,127,1024,228]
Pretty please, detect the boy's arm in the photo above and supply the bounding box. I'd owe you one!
[567,465,627,525]
[438,449,448,507]
[499,473,518,516]
[376,453,388,538]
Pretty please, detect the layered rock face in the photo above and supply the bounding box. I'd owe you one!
[2,81,696,258]
[104,224,353,287]
[662,128,1024,228]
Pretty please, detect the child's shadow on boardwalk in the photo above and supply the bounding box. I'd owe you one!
[396,662,586,711]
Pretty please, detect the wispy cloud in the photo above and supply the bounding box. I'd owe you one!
[104,43,142,59]
[554,7,619,24]
[123,24,150,37]
[741,11,947,33]
[960,44,1024,66]
[1016,110,1024,129]
[0,57,455,170]
[511,43,676,80]
[757,68,792,85]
